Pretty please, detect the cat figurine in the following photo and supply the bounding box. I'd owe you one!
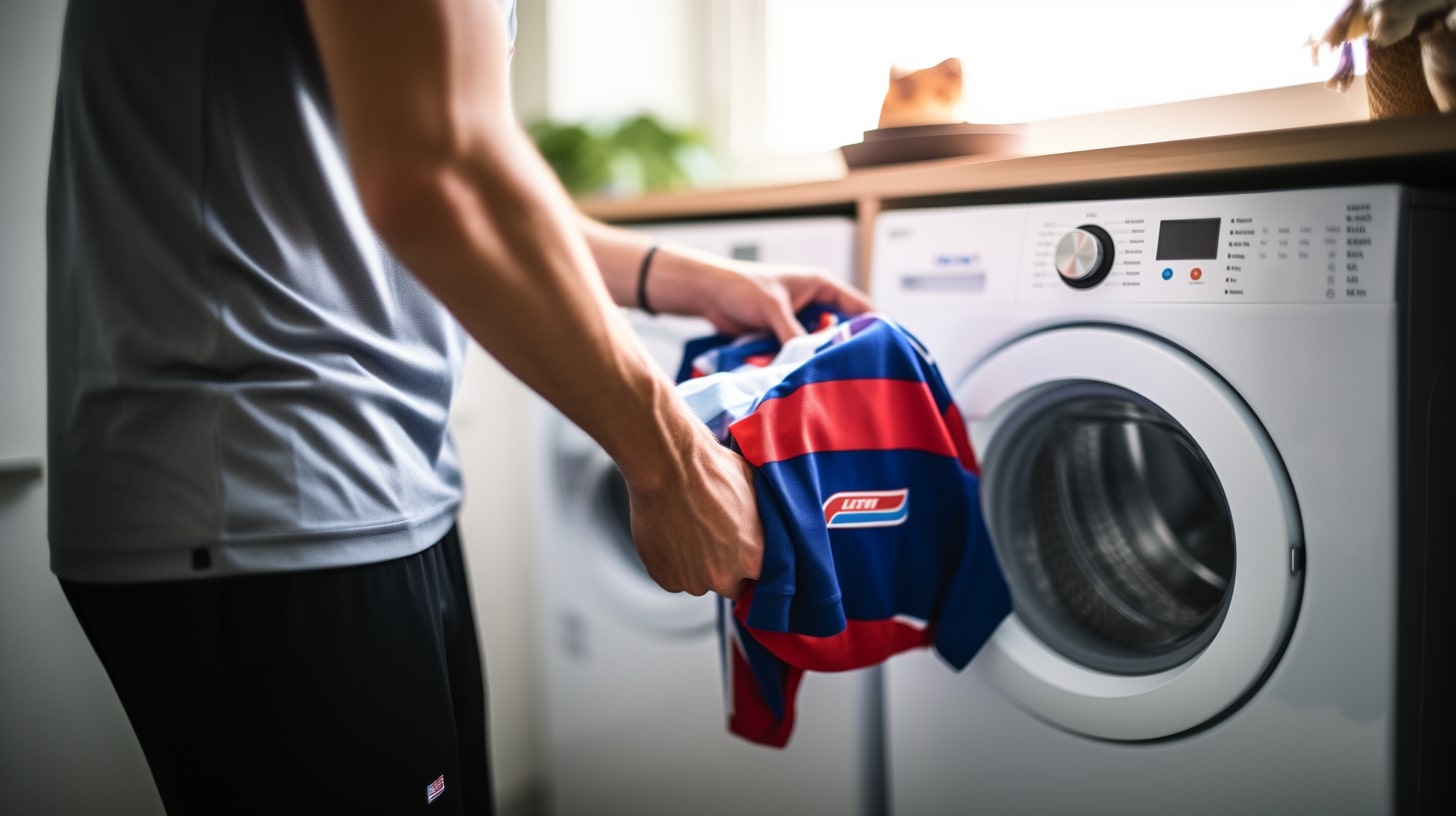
[877,57,964,129]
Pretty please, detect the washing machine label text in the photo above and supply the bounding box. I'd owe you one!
[935,254,979,266]
[824,489,910,528]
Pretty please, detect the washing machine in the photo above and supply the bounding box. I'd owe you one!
[869,185,1451,815]
[534,216,885,816]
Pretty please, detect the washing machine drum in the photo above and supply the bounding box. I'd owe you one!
[588,464,644,576]
[961,327,1303,741]
[986,386,1235,676]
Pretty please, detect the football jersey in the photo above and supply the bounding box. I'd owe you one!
[676,309,1012,747]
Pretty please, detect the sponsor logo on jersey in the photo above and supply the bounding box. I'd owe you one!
[426,774,446,804]
[823,489,909,528]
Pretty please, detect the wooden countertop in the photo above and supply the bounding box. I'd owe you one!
[579,113,1456,223]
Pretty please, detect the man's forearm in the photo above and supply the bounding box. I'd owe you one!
[377,134,709,487]
[577,214,768,323]
[577,215,653,310]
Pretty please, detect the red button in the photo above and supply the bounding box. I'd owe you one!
[1190,268,1203,281]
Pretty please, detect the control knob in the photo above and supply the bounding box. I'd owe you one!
[1054,225,1115,289]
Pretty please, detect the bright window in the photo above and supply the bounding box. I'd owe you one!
[756,0,1351,156]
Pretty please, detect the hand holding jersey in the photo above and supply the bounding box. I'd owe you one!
[625,262,873,598]
[621,244,874,598]
[572,218,871,597]
[631,234,874,345]
[677,310,1013,746]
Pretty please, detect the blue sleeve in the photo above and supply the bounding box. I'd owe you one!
[931,476,1012,669]
[742,470,800,632]
[744,463,846,637]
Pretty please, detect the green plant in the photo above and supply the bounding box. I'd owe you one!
[527,113,714,197]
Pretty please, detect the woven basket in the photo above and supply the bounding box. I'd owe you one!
[1366,36,1440,118]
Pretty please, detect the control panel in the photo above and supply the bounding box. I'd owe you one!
[874,185,1404,305]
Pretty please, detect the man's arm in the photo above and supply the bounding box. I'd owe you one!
[303,0,758,597]
[576,216,873,342]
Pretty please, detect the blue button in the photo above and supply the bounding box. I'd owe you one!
[1161,268,1174,280]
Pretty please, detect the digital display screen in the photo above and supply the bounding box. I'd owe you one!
[1155,218,1221,260]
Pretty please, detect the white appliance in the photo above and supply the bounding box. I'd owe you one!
[534,216,885,816]
[870,186,1451,815]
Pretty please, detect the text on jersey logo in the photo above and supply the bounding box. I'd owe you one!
[823,489,910,528]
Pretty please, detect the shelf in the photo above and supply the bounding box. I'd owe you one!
[578,114,1456,223]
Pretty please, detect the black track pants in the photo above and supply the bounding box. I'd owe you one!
[61,526,493,815]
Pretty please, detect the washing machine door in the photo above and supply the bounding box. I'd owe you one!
[546,411,718,637]
[961,326,1303,741]
[544,310,721,638]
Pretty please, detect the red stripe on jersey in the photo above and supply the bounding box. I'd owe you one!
[727,633,804,749]
[730,379,961,467]
[736,600,931,673]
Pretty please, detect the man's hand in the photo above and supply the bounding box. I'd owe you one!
[642,242,875,343]
[568,224,868,597]
[626,425,764,599]
[606,243,866,598]
[670,257,876,344]
[577,217,874,342]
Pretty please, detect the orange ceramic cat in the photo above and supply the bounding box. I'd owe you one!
[877,57,963,129]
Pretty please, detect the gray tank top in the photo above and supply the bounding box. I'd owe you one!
[47,0,517,582]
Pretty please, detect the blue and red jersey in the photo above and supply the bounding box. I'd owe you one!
[676,309,1012,747]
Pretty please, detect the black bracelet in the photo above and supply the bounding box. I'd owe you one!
[637,244,660,315]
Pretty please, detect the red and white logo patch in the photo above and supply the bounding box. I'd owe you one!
[823,489,910,528]
[426,774,446,805]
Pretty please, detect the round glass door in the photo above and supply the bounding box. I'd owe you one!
[983,383,1235,677]
[960,327,1303,741]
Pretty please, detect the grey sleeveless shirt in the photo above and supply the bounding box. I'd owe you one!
[47,0,517,581]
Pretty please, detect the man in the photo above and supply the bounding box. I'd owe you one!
[46,0,871,813]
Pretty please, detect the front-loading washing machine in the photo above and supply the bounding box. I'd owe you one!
[869,185,1451,814]
[533,216,885,816]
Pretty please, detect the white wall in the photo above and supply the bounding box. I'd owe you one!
[0,3,166,814]
[450,347,541,811]
[1022,80,1370,156]
[541,0,708,127]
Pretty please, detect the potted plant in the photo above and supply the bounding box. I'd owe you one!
[527,114,715,198]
